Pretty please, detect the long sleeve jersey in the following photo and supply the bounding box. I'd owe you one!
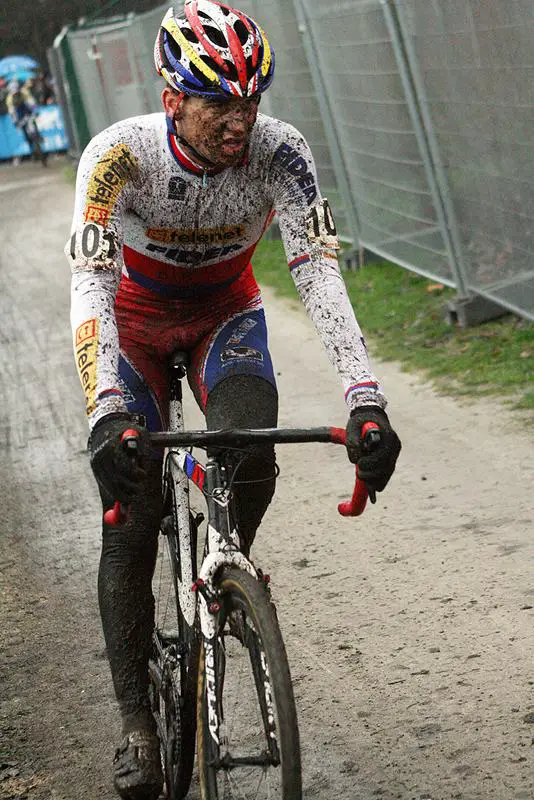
[67,111,386,427]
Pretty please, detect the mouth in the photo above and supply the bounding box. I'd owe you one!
[221,138,246,154]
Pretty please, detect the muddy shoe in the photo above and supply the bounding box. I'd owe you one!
[113,731,163,800]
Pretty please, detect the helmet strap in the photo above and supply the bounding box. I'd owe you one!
[173,124,219,169]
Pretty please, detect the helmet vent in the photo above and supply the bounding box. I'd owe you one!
[204,25,228,48]
[181,27,198,42]
[233,19,249,46]
[165,32,182,64]
[245,54,257,81]
[202,55,221,73]
[222,59,238,83]
[190,60,217,86]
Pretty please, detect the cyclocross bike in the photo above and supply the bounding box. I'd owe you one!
[104,350,379,800]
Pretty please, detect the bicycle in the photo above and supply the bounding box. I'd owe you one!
[104,350,379,799]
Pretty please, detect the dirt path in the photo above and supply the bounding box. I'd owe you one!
[1,160,533,800]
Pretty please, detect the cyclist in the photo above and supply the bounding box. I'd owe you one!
[67,2,401,797]
[6,79,45,163]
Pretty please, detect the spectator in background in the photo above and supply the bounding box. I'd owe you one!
[6,79,37,129]
[31,70,56,105]
[5,79,46,165]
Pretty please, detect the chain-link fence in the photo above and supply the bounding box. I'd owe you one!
[303,0,459,284]
[52,0,534,322]
[396,0,534,319]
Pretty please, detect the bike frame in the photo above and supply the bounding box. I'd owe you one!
[104,359,374,755]
[162,361,257,652]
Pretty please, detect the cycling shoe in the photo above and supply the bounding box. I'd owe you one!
[113,730,163,800]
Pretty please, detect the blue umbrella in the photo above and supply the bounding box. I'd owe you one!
[3,69,36,85]
[0,55,39,79]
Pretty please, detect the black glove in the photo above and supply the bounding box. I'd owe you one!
[88,413,151,503]
[346,406,401,493]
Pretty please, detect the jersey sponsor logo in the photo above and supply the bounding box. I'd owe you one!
[146,224,246,246]
[84,143,139,227]
[75,319,99,415]
[307,199,340,250]
[116,377,136,405]
[221,346,264,363]
[273,142,317,205]
[145,242,241,265]
[225,317,257,346]
[168,176,186,200]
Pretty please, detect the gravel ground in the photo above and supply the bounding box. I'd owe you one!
[1,159,533,800]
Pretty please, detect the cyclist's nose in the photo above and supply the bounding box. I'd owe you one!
[225,114,249,134]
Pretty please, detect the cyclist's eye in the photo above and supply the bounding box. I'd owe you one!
[206,96,230,107]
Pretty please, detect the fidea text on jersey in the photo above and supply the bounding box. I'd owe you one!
[273,142,317,205]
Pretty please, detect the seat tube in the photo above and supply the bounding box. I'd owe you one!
[169,371,184,432]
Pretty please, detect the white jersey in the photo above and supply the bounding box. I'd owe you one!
[67,111,386,426]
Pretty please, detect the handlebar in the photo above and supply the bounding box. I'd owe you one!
[103,422,381,525]
[329,422,380,515]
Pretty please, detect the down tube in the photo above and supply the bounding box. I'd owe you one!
[169,454,196,629]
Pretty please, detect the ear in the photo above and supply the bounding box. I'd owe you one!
[161,87,185,117]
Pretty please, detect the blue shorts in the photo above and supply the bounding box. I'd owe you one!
[117,307,276,431]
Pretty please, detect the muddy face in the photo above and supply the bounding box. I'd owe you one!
[175,95,259,168]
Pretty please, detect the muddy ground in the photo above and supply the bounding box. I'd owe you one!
[0,159,533,800]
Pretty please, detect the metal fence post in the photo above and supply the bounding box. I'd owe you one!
[380,0,468,298]
[47,43,78,158]
[54,26,92,155]
[390,0,472,300]
[292,0,362,267]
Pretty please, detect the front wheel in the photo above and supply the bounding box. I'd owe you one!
[197,566,302,799]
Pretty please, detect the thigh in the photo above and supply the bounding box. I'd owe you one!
[117,345,168,432]
[188,308,277,411]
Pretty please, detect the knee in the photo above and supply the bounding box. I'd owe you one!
[206,375,278,430]
[206,375,278,481]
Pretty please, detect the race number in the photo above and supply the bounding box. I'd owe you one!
[306,199,340,250]
[70,223,116,265]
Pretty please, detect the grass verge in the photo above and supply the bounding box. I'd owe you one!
[252,240,534,411]
[63,161,77,185]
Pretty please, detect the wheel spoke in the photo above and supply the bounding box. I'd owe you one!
[226,768,249,799]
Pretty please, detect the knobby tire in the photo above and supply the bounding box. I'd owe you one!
[197,566,302,799]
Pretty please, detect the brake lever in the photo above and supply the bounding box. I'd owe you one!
[361,423,381,505]
[102,429,140,527]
